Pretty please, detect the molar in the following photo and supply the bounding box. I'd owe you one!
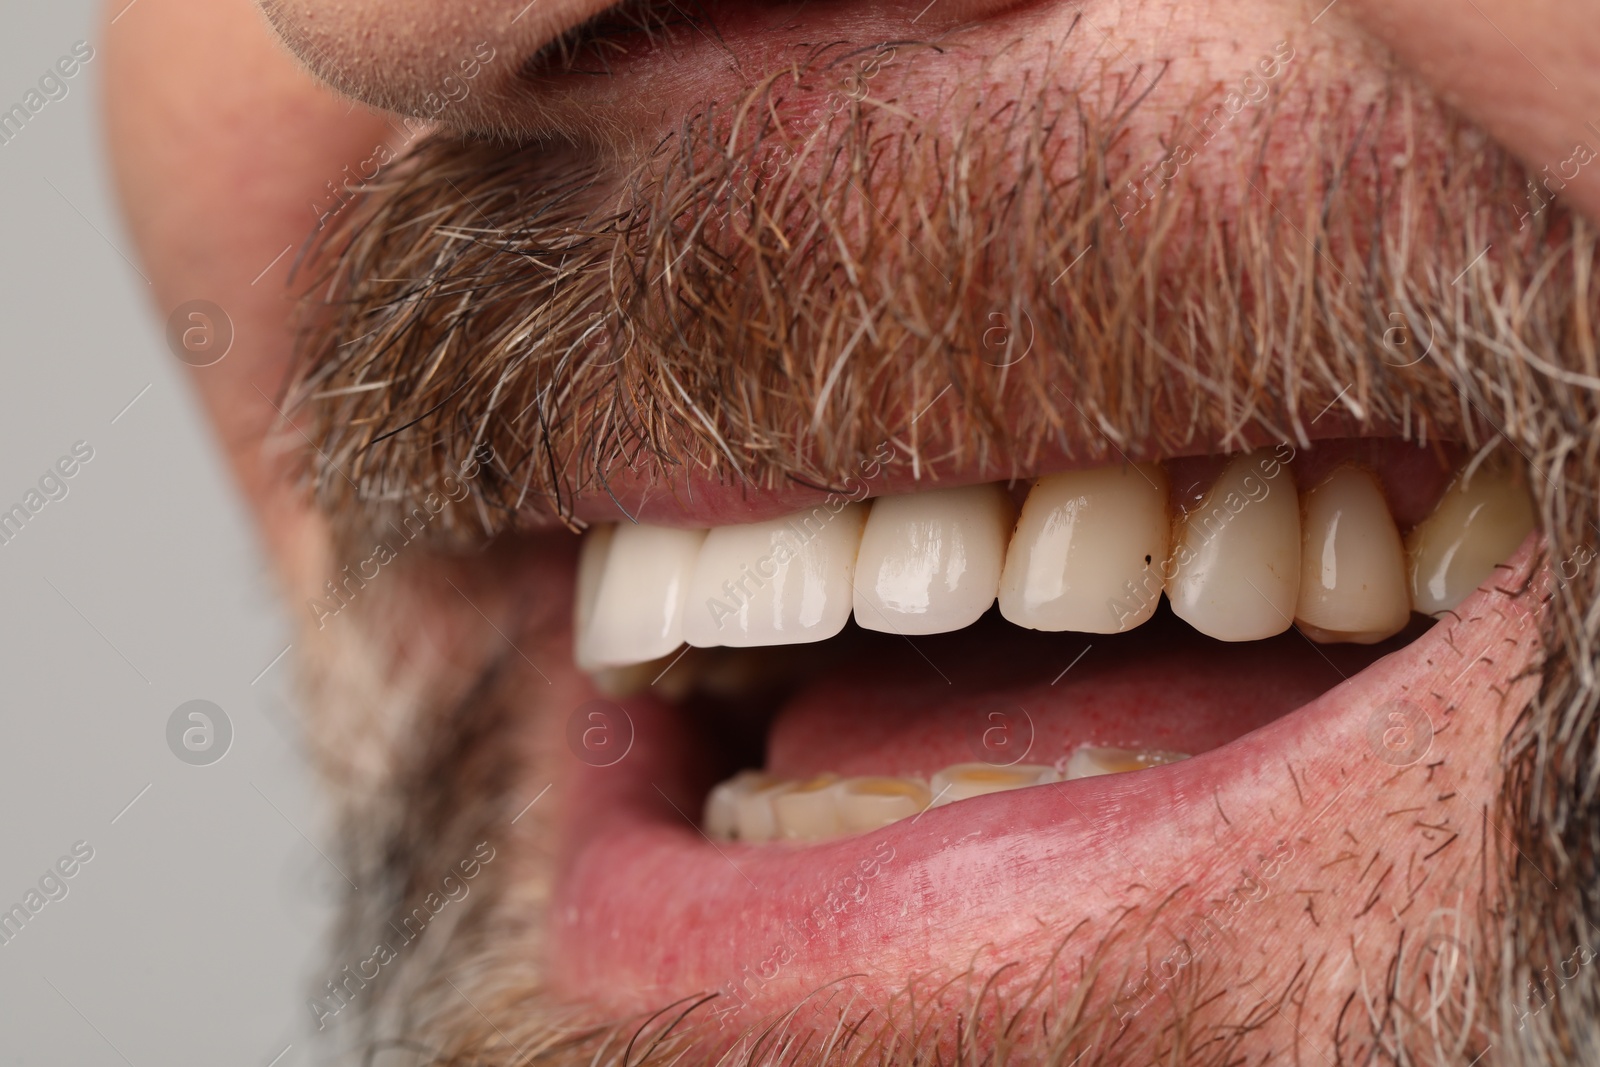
[705,771,936,842]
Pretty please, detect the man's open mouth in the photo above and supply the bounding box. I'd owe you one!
[266,12,1594,1047]
[548,436,1541,1024]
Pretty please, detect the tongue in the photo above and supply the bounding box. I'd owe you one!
[766,606,1423,779]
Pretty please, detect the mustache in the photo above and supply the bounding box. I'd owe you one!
[287,42,1593,544]
[284,38,1600,1067]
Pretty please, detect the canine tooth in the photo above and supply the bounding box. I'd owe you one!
[1295,465,1412,644]
[771,774,843,840]
[1406,459,1536,616]
[573,524,616,671]
[832,776,932,833]
[734,779,792,843]
[928,762,1060,806]
[999,464,1171,633]
[1063,746,1190,780]
[683,505,868,649]
[1166,449,1300,641]
[705,771,775,841]
[853,484,1014,635]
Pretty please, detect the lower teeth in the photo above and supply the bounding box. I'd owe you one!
[705,747,1192,843]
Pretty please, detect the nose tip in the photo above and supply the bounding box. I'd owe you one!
[257,0,620,122]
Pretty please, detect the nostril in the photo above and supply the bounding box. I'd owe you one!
[517,0,715,81]
[255,0,633,124]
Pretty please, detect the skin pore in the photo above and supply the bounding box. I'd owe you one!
[103,0,1600,1063]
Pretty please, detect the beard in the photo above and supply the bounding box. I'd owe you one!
[277,27,1600,1067]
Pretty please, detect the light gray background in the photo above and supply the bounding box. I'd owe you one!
[1,2,337,1063]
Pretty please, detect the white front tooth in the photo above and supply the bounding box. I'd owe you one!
[573,524,616,671]
[734,780,791,843]
[704,770,775,841]
[852,484,1014,635]
[1063,746,1190,780]
[832,776,932,833]
[1406,460,1536,616]
[998,464,1171,633]
[771,774,842,840]
[581,524,706,668]
[682,505,868,648]
[928,762,1060,806]
[1294,465,1412,644]
[1165,449,1300,641]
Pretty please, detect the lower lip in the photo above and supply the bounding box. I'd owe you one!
[547,541,1542,1029]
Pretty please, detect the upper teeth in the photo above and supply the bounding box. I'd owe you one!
[1405,458,1538,616]
[574,453,1535,670]
[998,463,1171,633]
[854,483,1016,635]
[682,502,869,649]
[578,523,705,669]
[1293,465,1414,644]
[1165,449,1301,642]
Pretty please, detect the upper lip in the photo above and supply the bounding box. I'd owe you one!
[285,16,1554,548]
[558,422,1417,530]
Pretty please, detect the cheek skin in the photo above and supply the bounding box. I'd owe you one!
[103,0,390,581]
[1336,0,1600,223]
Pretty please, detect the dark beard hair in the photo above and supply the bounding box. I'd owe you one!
[280,30,1600,1067]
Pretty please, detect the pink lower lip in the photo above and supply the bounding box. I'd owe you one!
[547,541,1542,1034]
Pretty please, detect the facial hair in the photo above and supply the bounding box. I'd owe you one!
[280,33,1600,1067]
